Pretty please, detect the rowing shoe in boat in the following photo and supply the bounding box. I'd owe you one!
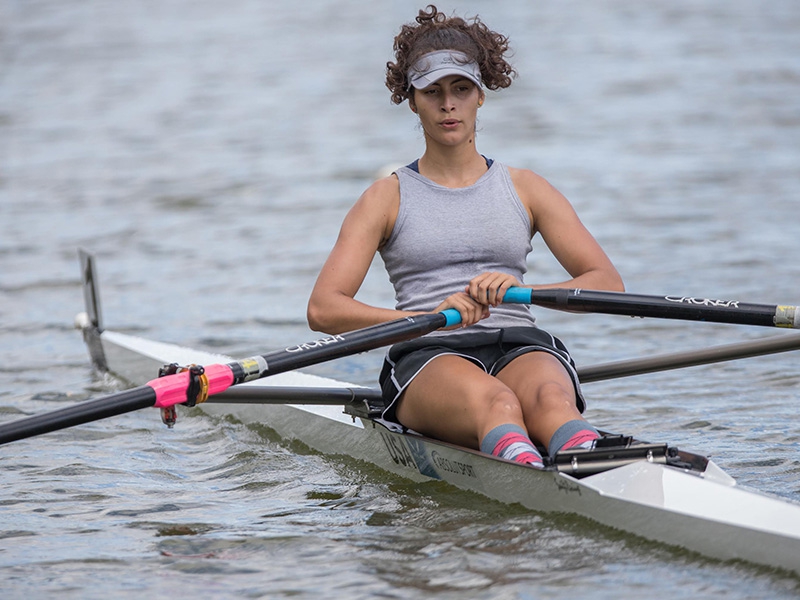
[68,254,800,575]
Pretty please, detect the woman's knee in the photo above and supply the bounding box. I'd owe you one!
[482,386,525,421]
[524,380,577,414]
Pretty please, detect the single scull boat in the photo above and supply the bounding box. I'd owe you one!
[65,252,800,575]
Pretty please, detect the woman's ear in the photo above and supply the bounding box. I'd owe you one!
[408,89,418,113]
[478,91,485,107]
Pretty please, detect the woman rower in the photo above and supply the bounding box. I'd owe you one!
[307,5,624,468]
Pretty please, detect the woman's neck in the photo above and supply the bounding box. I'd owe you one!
[417,144,488,188]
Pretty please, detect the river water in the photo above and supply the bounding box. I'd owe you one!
[2,1,800,598]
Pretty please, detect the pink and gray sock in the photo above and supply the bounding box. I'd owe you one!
[481,420,600,469]
[547,420,600,456]
[481,424,544,468]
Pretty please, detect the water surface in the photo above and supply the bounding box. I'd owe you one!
[2,1,800,598]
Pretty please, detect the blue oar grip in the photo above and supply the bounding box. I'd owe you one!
[439,287,530,328]
[503,287,533,304]
[441,308,462,327]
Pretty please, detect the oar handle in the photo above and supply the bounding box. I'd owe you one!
[503,287,534,305]
[441,308,462,327]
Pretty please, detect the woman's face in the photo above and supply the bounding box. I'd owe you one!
[410,75,485,147]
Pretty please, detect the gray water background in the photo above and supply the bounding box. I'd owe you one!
[2,1,800,598]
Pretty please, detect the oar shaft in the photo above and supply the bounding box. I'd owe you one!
[210,385,384,405]
[578,333,800,382]
[0,387,156,445]
[223,310,459,387]
[503,287,800,329]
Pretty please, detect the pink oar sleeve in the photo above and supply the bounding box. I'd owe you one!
[149,363,235,408]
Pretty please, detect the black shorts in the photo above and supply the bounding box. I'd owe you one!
[378,327,585,432]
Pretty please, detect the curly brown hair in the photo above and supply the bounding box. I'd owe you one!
[386,5,516,104]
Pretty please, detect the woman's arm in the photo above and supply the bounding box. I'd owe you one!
[509,167,624,292]
[307,176,403,334]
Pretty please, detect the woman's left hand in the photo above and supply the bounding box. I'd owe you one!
[465,272,521,307]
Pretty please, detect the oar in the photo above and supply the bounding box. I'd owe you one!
[211,331,800,404]
[211,385,384,405]
[0,310,461,445]
[503,287,800,329]
[578,332,800,382]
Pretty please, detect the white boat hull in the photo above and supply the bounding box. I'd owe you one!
[87,327,800,575]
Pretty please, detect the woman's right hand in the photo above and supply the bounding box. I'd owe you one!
[434,291,490,328]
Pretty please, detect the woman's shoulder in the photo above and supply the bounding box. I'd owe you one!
[344,174,401,244]
[506,166,551,191]
[506,166,559,204]
[360,173,401,207]
[504,166,576,226]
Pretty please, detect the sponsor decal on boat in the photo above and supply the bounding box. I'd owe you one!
[555,477,583,496]
[403,437,442,479]
[431,451,477,478]
[378,431,477,480]
[379,430,418,471]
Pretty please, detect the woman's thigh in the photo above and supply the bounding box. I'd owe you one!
[395,354,520,449]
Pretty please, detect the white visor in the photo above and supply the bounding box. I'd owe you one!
[407,50,482,90]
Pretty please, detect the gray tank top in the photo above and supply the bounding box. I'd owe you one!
[379,161,537,334]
